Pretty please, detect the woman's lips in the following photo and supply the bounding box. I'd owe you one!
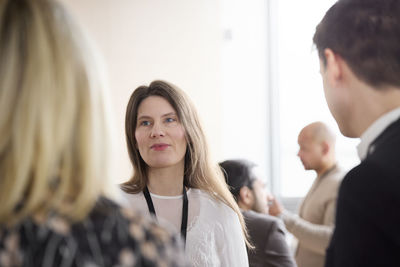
[151,143,170,151]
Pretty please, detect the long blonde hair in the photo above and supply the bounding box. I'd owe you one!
[0,0,114,225]
[122,80,251,246]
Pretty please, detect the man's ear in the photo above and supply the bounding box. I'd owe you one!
[238,186,254,207]
[321,141,330,155]
[324,48,343,87]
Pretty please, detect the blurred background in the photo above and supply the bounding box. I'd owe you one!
[61,0,359,205]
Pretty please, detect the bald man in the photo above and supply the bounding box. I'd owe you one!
[269,122,345,267]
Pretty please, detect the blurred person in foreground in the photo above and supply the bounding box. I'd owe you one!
[313,0,400,266]
[0,0,186,266]
[269,122,345,267]
[220,159,296,267]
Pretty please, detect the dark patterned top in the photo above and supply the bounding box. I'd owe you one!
[0,198,188,267]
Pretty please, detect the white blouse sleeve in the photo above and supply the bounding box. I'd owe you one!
[216,205,249,267]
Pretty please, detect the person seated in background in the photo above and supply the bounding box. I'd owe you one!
[220,159,296,267]
[268,122,345,267]
[0,0,186,266]
[120,80,249,267]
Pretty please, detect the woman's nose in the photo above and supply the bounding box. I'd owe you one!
[150,122,165,138]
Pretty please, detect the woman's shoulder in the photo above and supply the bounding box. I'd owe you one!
[190,189,237,220]
[189,188,217,205]
[119,187,144,198]
[118,187,146,208]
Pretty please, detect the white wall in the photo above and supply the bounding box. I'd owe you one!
[220,0,270,184]
[61,0,225,183]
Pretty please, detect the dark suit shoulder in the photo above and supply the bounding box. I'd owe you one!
[242,210,283,233]
[336,157,400,248]
[242,210,296,267]
[367,118,400,172]
[341,159,399,201]
[326,119,400,267]
[242,209,280,223]
[328,160,400,267]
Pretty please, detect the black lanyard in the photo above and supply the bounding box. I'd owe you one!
[143,185,188,245]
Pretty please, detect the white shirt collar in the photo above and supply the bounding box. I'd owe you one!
[357,107,400,160]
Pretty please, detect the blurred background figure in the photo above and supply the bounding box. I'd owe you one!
[220,159,296,267]
[269,122,345,267]
[121,81,249,267]
[0,0,186,266]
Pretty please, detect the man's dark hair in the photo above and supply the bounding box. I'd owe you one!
[219,159,256,200]
[313,0,400,88]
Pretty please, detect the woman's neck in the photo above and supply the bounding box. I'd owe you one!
[147,166,185,196]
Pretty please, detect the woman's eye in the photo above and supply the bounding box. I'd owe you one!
[140,121,151,126]
[165,117,176,123]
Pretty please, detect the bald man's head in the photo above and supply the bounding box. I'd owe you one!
[297,122,336,174]
[299,122,336,146]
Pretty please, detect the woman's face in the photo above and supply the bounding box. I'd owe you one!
[135,96,187,170]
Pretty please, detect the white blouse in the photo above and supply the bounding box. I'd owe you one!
[121,188,249,267]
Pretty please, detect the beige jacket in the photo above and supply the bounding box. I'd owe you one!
[282,165,344,267]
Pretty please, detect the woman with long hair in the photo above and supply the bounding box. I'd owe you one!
[121,80,249,266]
[0,0,186,266]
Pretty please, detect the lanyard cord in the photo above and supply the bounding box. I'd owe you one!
[143,185,189,245]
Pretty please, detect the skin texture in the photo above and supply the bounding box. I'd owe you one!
[135,96,187,170]
[297,122,335,175]
[320,50,358,137]
[135,96,188,196]
[238,178,272,215]
[297,130,324,172]
[251,179,270,214]
[320,49,400,138]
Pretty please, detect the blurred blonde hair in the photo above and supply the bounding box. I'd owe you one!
[122,80,251,247]
[0,0,115,225]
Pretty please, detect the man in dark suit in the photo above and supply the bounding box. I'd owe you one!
[220,160,296,267]
[313,0,400,266]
